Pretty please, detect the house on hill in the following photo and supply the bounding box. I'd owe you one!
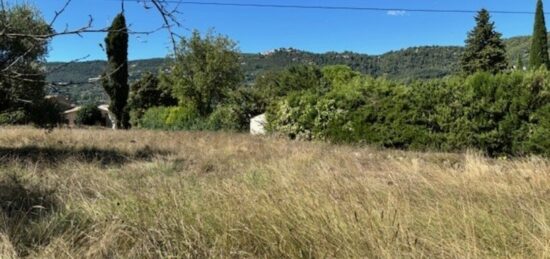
[44,94,115,128]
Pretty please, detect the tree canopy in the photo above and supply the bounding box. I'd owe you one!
[164,30,244,116]
[0,4,52,124]
[102,13,130,129]
[461,9,508,74]
[529,0,550,69]
[128,72,177,126]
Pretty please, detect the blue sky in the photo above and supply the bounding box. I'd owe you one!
[8,0,543,61]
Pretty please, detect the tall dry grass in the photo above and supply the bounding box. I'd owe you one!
[0,126,548,258]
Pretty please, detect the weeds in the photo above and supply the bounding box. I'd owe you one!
[0,127,548,258]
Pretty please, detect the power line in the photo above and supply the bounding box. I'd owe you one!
[118,0,543,15]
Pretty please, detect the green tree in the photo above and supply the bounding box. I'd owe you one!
[461,9,508,74]
[0,4,52,125]
[166,30,243,116]
[76,104,103,126]
[529,0,550,69]
[102,13,130,129]
[128,72,177,126]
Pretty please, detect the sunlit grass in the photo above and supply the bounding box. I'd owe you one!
[0,127,548,258]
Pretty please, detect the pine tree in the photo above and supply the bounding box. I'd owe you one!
[529,0,550,69]
[102,13,130,129]
[461,9,508,74]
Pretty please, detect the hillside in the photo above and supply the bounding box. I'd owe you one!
[45,35,533,104]
[0,127,548,258]
[46,47,463,104]
[46,58,169,104]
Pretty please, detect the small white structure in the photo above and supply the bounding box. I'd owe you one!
[250,113,267,135]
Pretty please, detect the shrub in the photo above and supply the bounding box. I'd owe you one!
[267,70,550,156]
[527,104,550,156]
[267,90,321,140]
[128,73,177,127]
[206,105,242,131]
[75,104,103,126]
[30,99,67,128]
[138,106,171,130]
[0,109,27,125]
[140,102,203,130]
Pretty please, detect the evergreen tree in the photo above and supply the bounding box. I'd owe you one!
[102,13,130,129]
[529,0,550,69]
[461,9,508,74]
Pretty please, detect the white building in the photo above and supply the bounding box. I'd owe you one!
[63,104,115,128]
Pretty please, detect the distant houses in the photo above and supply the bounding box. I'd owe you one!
[46,94,114,128]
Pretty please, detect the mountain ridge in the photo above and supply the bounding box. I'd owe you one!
[45,35,534,104]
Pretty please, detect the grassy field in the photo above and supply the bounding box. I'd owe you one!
[0,127,549,258]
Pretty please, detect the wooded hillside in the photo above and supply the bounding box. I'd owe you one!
[45,35,537,104]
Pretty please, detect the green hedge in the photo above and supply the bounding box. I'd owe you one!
[139,102,243,131]
[268,70,550,156]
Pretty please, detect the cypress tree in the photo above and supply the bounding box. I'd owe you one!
[102,13,130,129]
[529,0,550,69]
[461,9,508,74]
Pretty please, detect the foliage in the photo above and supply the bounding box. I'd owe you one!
[529,0,550,69]
[268,67,550,156]
[128,73,177,127]
[139,103,204,130]
[0,4,52,125]
[206,105,242,131]
[166,30,243,116]
[461,9,508,74]
[137,106,171,130]
[45,46,466,105]
[140,103,244,131]
[47,34,550,106]
[527,104,550,156]
[215,65,330,132]
[29,99,67,127]
[75,104,103,126]
[321,65,360,87]
[266,90,321,140]
[102,13,130,129]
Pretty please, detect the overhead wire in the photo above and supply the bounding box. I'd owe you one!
[115,0,543,15]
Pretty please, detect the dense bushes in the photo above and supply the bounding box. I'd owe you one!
[268,69,550,156]
[136,55,548,156]
[0,99,66,127]
[128,73,177,127]
[139,103,244,131]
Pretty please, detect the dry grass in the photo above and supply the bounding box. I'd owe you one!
[0,126,549,258]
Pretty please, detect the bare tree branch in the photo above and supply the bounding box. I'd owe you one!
[1,0,183,84]
[139,0,182,54]
[49,0,72,27]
